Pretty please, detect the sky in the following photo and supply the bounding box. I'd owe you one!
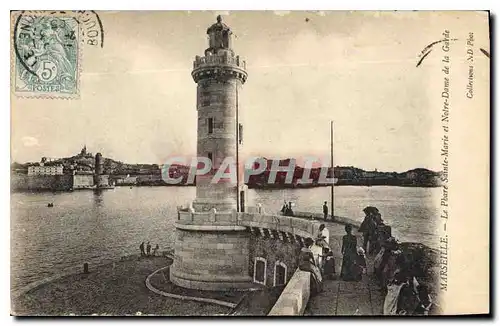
[11,11,489,172]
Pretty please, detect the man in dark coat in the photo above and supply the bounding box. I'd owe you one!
[146,242,151,256]
[280,201,287,215]
[139,242,145,256]
[322,201,328,221]
[286,201,294,216]
[359,207,378,253]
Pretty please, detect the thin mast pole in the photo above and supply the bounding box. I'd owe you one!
[330,121,334,220]
[236,82,240,212]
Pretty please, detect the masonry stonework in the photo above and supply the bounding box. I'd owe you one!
[170,16,251,291]
[11,174,73,191]
[191,16,247,213]
[249,235,301,287]
[171,228,252,290]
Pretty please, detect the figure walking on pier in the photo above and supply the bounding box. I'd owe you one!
[285,201,294,216]
[340,224,358,281]
[322,201,328,220]
[359,206,378,254]
[280,201,287,215]
[139,242,145,256]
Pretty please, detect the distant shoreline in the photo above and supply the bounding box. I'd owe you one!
[11,183,441,194]
[246,183,441,189]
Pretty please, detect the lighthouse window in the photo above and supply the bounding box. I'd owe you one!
[222,30,229,48]
[208,118,213,134]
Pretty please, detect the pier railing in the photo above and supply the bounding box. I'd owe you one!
[176,208,319,239]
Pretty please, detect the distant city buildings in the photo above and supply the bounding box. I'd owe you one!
[73,172,94,189]
[11,146,443,190]
[361,170,378,178]
[334,166,356,179]
[115,175,138,186]
[27,165,64,176]
[13,145,115,191]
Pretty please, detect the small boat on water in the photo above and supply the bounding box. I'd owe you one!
[47,203,54,207]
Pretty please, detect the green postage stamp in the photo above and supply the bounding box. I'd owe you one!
[12,12,80,98]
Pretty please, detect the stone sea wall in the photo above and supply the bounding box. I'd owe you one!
[11,174,73,191]
[248,235,301,287]
[268,270,310,315]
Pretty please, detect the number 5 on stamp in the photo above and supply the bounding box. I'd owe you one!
[12,12,80,98]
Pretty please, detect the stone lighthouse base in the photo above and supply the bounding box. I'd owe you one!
[170,223,253,291]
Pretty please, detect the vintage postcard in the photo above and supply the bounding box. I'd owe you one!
[10,11,490,316]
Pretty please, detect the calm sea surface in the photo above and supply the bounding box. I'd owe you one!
[11,186,440,292]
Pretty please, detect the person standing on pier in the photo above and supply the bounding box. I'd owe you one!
[286,201,294,216]
[153,244,159,256]
[322,248,336,279]
[311,240,323,267]
[280,201,287,215]
[139,242,145,256]
[146,242,151,256]
[322,201,328,220]
[340,224,358,281]
[359,207,377,253]
[371,211,388,255]
[316,224,330,249]
[353,247,367,281]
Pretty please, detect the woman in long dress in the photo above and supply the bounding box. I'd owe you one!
[340,224,358,281]
[298,238,323,294]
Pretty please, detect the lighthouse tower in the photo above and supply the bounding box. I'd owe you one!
[170,16,251,291]
[191,15,248,212]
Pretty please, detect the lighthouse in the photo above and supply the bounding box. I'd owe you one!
[170,16,251,291]
[191,15,248,212]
